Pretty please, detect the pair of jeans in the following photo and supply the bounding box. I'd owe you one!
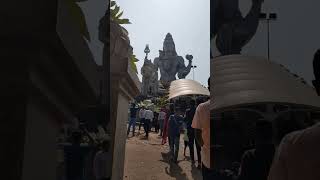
[127,117,136,135]
[144,119,151,137]
[168,135,180,162]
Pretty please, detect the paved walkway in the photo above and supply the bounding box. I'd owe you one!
[123,129,202,180]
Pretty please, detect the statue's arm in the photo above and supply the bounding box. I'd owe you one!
[153,58,159,70]
[235,0,264,45]
[98,15,107,43]
[177,56,192,79]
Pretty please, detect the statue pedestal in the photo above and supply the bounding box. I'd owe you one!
[110,21,141,180]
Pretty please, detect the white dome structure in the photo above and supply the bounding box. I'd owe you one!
[211,55,320,112]
[168,79,209,100]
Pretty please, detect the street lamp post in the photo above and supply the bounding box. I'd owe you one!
[260,13,277,60]
[191,65,197,80]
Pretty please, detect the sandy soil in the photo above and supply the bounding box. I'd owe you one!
[123,129,202,180]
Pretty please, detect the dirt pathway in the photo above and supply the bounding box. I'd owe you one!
[123,129,202,180]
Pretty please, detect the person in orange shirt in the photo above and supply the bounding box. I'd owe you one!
[268,122,320,180]
[192,77,212,179]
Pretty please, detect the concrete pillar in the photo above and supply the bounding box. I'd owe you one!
[109,21,141,180]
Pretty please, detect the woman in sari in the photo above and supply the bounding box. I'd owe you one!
[162,104,174,145]
[161,107,169,145]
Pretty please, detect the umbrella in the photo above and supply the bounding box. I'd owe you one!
[211,55,320,114]
[168,79,210,100]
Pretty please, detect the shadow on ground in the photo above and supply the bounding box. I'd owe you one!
[191,163,201,180]
[124,129,202,180]
[160,152,201,180]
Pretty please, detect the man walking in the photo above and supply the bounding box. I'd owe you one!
[152,112,159,133]
[192,77,212,179]
[158,108,166,136]
[184,99,198,164]
[127,103,138,136]
[138,106,146,133]
[268,122,320,180]
[168,106,184,163]
[144,107,154,138]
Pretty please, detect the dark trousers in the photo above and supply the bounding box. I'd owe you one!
[195,139,201,164]
[188,128,201,163]
[169,136,180,161]
[144,119,151,137]
[202,163,219,180]
[139,118,145,131]
[154,120,159,133]
[127,117,136,135]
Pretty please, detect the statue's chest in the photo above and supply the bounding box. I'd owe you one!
[160,58,177,71]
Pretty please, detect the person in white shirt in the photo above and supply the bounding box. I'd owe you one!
[138,107,146,133]
[192,77,212,179]
[94,140,112,180]
[144,108,154,138]
[192,100,211,175]
[158,108,167,136]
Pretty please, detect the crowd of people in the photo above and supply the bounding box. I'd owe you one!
[126,98,210,177]
[58,73,320,180]
[127,76,320,180]
[126,77,211,179]
[210,114,320,180]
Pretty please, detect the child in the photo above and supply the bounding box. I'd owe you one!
[183,126,189,157]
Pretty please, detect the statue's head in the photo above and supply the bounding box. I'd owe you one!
[163,33,177,57]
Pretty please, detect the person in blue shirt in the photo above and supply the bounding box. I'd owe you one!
[168,106,184,163]
[127,103,138,136]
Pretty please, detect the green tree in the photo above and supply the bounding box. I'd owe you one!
[110,0,138,74]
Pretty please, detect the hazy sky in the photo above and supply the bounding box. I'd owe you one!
[238,0,318,84]
[116,0,210,86]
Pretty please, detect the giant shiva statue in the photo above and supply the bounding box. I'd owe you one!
[212,0,265,55]
[154,33,193,88]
